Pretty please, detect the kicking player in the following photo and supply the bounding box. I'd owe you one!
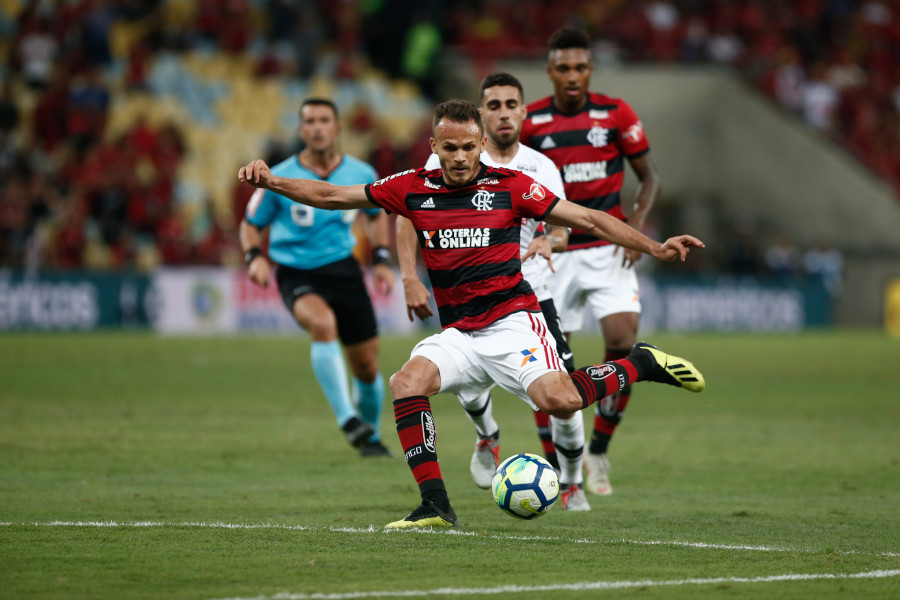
[238,99,705,528]
[239,98,395,457]
[521,27,663,495]
[398,72,590,511]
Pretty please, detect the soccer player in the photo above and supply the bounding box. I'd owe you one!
[398,72,590,511]
[238,99,706,529]
[239,98,395,457]
[520,27,662,496]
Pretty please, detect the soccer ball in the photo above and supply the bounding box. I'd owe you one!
[491,453,559,519]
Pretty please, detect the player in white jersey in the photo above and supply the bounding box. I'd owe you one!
[398,72,590,511]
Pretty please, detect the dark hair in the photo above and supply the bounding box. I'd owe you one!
[480,72,524,100]
[548,26,591,51]
[300,98,338,119]
[432,99,483,134]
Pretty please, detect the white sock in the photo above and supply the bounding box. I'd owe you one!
[551,414,584,486]
[458,390,499,438]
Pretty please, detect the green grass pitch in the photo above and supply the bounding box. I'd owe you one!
[1,331,898,599]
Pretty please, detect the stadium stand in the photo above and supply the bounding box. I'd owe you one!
[0,0,898,275]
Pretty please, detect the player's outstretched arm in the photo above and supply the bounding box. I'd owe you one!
[545,199,704,262]
[238,159,374,210]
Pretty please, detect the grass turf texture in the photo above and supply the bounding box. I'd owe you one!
[0,331,897,599]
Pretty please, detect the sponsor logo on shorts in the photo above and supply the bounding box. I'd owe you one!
[421,411,436,453]
[523,182,546,201]
[586,364,616,380]
[520,347,539,367]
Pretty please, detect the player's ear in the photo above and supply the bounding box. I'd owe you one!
[429,137,437,153]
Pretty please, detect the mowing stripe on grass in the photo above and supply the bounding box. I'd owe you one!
[8,520,899,557]
[207,570,900,599]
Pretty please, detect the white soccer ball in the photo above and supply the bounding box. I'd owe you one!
[491,453,559,519]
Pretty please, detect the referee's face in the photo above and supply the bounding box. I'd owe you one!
[480,85,526,151]
[547,48,592,113]
[299,104,339,153]
[430,119,486,187]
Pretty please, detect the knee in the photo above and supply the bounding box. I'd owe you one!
[389,368,420,398]
[305,318,337,342]
[350,355,379,382]
[537,391,581,418]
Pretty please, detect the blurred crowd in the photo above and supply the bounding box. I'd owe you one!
[0,0,894,281]
[446,0,900,193]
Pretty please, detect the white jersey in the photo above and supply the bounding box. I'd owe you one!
[424,145,566,301]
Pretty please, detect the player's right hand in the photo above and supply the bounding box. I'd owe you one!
[238,160,271,188]
[402,277,434,322]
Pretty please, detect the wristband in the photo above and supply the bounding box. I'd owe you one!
[244,247,263,265]
[372,246,392,267]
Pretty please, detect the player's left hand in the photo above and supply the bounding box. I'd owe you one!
[613,245,643,269]
[238,160,272,188]
[655,235,705,262]
[373,263,395,295]
[521,236,555,272]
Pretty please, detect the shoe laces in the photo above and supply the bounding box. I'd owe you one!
[476,437,499,461]
[561,484,581,505]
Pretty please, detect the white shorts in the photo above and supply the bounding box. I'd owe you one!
[550,245,641,333]
[521,254,553,302]
[410,311,565,410]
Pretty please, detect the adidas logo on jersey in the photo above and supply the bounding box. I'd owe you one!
[420,197,436,208]
[540,136,556,149]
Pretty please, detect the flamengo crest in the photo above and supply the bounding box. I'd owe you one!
[472,189,494,211]
[587,126,609,148]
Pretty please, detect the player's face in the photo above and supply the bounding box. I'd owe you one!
[430,119,486,186]
[299,104,339,153]
[480,85,526,150]
[547,48,592,111]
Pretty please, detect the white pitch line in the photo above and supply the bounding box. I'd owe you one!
[208,570,900,600]
[7,520,898,557]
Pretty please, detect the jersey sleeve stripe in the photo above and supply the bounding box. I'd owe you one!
[536,197,560,221]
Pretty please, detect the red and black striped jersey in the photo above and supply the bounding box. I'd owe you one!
[365,164,560,331]
[520,93,649,250]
